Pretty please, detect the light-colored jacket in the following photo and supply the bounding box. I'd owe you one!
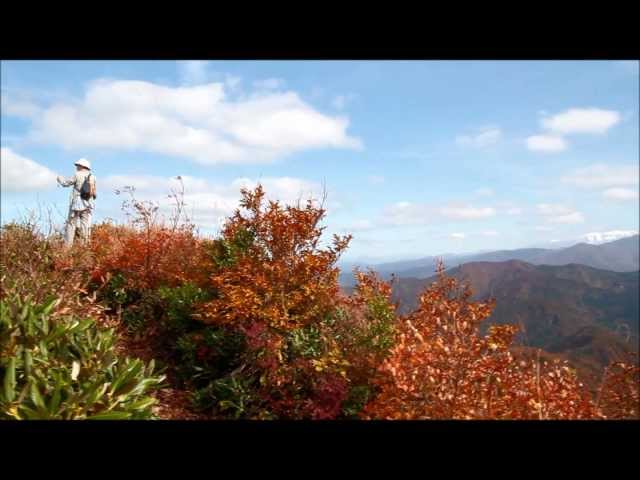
[57,170,96,212]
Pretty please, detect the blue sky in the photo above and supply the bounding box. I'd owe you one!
[1,60,638,263]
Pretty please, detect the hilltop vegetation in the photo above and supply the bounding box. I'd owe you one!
[389,260,639,388]
[1,185,638,420]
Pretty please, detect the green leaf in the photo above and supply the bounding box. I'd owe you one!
[41,296,59,316]
[42,314,49,335]
[87,411,132,420]
[18,405,41,420]
[86,382,109,407]
[24,350,33,378]
[38,340,48,359]
[127,397,156,411]
[19,303,29,322]
[3,357,16,403]
[112,361,143,395]
[30,382,46,410]
[49,373,63,417]
[69,318,93,334]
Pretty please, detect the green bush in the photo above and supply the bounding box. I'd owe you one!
[99,272,140,310]
[0,295,165,420]
[174,326,246,387]
[359,294,396,356]
[341,385,372,418]
[205,227,255,270]
[286,324,325,360]
[193,374,255,418]
[157,283,208,335]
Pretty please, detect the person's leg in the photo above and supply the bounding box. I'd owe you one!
[78,209,92,244]
[65,210,78,246]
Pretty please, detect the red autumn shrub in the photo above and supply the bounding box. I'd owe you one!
[198,184,351,331]
[90,222,210,292]
[595,358,640,419]
[192,185,355,418]
[362,261,598,420]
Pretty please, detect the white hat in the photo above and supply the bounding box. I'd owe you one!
[74,158,91,170]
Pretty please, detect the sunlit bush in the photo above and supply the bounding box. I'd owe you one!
[0,295,165,420]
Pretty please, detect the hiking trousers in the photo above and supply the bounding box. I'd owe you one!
[65,208,92,246]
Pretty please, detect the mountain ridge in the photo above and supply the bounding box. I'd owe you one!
[340,234,639,286]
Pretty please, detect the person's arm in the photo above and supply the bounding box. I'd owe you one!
[57,174,75,187]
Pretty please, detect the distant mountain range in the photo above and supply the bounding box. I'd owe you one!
[340,235,639,285]
[339,235,640,386]
[390,261,639,386]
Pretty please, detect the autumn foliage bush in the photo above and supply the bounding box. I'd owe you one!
[198,185,350,331]
[595,358,640,419]
[361,262,623,420]
[0,221,102,323]
[2,184,638,420]
[90,218,210,294]
[188,185,397,419]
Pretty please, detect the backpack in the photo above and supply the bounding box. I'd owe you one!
[80,173,97,201]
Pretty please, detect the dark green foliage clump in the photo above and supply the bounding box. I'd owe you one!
[0,294,165,420]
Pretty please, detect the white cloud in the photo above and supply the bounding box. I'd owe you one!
[456,126,502,149]
[0,92,41,118]
[561,164,639,189]
[537,204,584,224]
[381,201,425,226]
[348,219,375,232]
[253,78,285,90]
[526,108,621,154]
[19,79,362,166]
[450,233,466,239]
[381,201,496,226]
[536,204,575,216]
[581,230,638,244]
[102,174,209,193]
[603,187,639,201]
[541,108,621,135]
[178,61,210,85]
[481,230,499,237]
[438,205,496,220]
[474,187,494,197]
[526,135,567,152]
[368,175,385,185]
[102,173,325,229]
[0,147,58,192]
[548,212,585,224]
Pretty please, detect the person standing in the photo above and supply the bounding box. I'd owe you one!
[57,158,96,246]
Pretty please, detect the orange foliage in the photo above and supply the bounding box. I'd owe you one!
[198,185,351,332]
[89,222,209,292]
[362,261,598,420]
[20,180,631,420]
[596,359,640,419]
